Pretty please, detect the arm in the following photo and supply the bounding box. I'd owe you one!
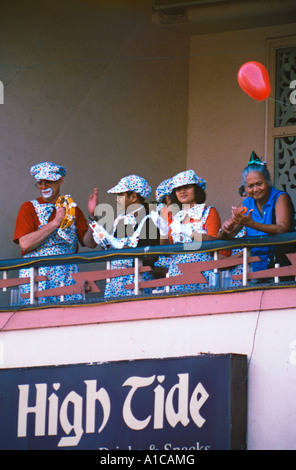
[232,194,293,235]
[217,204,244,240]
[200,207,221,241]
[19,206,66,254]
[83,225,97,248]
[202,206,231,257]
[88,187,99,217]
[80,188,99,248]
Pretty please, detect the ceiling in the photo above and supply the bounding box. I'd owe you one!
[152,0,296,35]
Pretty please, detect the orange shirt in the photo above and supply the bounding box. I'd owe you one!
[201,206,221,237]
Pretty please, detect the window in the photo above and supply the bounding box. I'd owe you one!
[267,38,296,208]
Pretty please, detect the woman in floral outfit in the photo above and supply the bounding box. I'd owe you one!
[91,174,162,299]
[167,170,222,292]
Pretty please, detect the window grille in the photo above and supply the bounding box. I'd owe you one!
[272,44,296,208]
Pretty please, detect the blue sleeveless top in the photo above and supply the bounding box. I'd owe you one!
[242,186,295,271]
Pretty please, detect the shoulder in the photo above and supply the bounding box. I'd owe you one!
[14,201,39,243]
[275,191,294,212]
[16,200,35,215]
[206,206,220,218]
[273,188,291,202]
[207,205,217,213]
[276,192,291,202]
[267,187,293,210]
[18,198,50,210]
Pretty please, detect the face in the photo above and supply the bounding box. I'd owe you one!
[244,171,270,202]
[116,192,139,212]
[175,184,196,206]
[116,193,127,212]
[36,178,63,203]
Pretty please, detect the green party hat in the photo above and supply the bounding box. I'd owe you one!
[248,151,266,166]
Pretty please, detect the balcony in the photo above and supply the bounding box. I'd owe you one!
[1,232,296,326]
[1,234,296,450]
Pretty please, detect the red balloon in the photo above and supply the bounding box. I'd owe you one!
[237,61,271,101]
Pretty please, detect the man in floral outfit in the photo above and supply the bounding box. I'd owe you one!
[13,161,98,303]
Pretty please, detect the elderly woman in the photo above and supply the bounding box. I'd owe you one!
[167,169,222,291]
[218,152,295,272]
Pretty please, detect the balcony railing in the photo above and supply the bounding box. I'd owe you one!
[0,232,296,310]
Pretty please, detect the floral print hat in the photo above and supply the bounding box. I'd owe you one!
[30,161,67,181]
[155,178,173,203]
[171,169,206,191]
[108,174,152,199]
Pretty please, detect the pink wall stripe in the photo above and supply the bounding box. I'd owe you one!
[0,286,295,332]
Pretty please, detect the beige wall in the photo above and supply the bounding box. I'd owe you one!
[2,1,295,261]
[187,22,296,223]
[0,0,190,259]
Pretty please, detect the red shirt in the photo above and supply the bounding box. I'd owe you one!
[13,197,89,255]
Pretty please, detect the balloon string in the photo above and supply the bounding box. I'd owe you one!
[267,97,295,108]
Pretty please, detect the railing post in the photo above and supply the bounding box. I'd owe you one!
[242,247,249,286]
[60,281,65,302]
[274,263,280,284]
[213,250,220,287]
[29,267,37,305]
[134,257,143,296]
[106,261,111,284]
[2,271,7,292]
[213,250,218,265]
[165,272,170,293]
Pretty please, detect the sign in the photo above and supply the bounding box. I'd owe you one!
[0,354,247,450]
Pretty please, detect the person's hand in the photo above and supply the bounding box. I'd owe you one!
[231,206,253,226]
[88,187,99,216]
[220,217,236,234]
[55,206,66,227]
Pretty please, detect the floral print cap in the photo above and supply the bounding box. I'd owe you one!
[30,161,66,181]
[108,174,152,199]
[155,178,173,202]
[171,169,206,191]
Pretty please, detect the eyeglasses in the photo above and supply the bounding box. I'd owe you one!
[35,180,55,187]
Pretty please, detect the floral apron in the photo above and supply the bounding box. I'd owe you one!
[19,200,82,304]
[168,204,213,293]
[104,208,154,299]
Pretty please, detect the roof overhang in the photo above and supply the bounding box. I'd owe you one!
[152,0,296,35]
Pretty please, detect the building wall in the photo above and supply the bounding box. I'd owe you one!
[1,288,296,450]
[1,307,296,450]
[187,22,296,224]
[0,0,190,260]
[2,3,296,451]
